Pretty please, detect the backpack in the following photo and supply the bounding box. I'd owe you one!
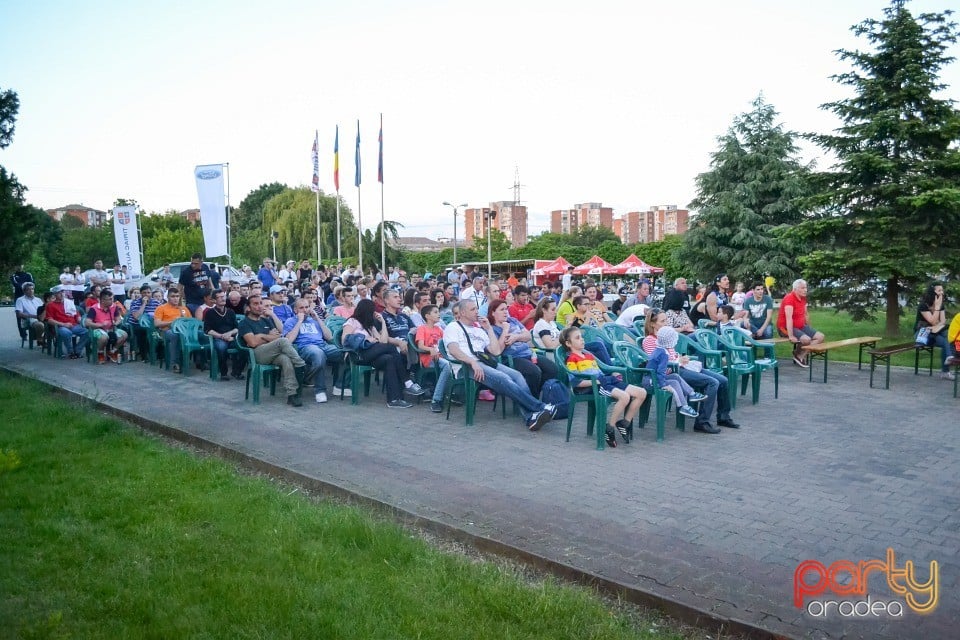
[540,379,570,420]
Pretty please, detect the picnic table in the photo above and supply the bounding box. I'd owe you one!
[802,337,881,383]
[867,342,935,389]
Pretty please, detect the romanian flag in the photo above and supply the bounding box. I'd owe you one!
[310,131,320,193]
[354,120,361,188]
[377,115,383,184]
[333,125,340,192]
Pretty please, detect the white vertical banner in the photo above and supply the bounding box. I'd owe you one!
[194,163,228,257]
[112,205,143,277]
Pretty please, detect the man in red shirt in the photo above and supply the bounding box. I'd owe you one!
[45,286,89,359]
[508,285,536,330]
[776,279,825,367]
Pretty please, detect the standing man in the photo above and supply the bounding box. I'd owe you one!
[84,259,110,290]
[10,264,34,301]
[776,279,825,368]
[561,265,574,293]
[744,282,775,339]
[258,258,278,289]
[109,263,127,305]
[239,294,306,407]
[44,285,89,359]
[178,253,215,315]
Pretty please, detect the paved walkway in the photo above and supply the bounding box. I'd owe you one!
[2,307,956,640]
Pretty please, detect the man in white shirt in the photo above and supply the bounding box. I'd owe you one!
[15,282,45,344]
[109,263,127,303]
[561,265,574,293]
[616,303,650,334]
[442,299,555,431]
[460,277,487,308]
[84,260,110,289]
[278,260,296,283]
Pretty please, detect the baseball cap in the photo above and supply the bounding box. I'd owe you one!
[618,286,630,295]
[269,284,285,294]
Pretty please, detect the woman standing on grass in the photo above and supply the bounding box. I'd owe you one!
[916,283,955,380]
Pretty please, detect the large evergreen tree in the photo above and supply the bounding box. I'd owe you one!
[796,0,960,335]
[682,95,813,286]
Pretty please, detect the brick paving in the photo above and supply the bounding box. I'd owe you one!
[3,306,956,640]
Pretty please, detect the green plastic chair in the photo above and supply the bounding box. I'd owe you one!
[632,318,646,336]
[553,345,622,450]
[602,323,637,346]
[694,329,754,408]
[236,342,278,404]
[612,341,684,441]
[438,340,479,426]
[139,314,165,367]
[333,325,376,405]
[722,328,778,403]
[206,332,241,381]
[676,332,725,374]
[172,318,207,375]
[407,332,441,392]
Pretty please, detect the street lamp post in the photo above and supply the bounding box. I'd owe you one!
[271,230,278,263]
[484,208,496,279]
[442,201,468,265]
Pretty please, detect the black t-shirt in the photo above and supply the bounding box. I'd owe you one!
[203,307,238,335]
[178,264,214,306]
[381,310,412,340]
[662,288,691,313]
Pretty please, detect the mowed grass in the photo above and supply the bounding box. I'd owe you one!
[0,375,684,640]
[775,308,944,369]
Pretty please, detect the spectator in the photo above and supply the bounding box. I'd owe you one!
[342,299,423,408]
[648,326,704,419]
[531,297,561,351]
[561,325,646,447]
[776,279,825,368]
[128,283,160,360]
[257,258,278,289]
[278,260,297,284]
[488,299,557,397]
[159,264,175,285]
[10,264,34,301]
[744,282,775,339]
[442,300,556,431]
[15,281,44,345]
[283,297,344,402]
[269,285,294,323]
[615,302,650,334]
[415,304,454,413]
[109,263,127,305]
[555,286,582,327]
[561,265,574,292]
[204,291,245,381]
[916,283,955,380]
[662,278,696,333]
[153,288,192,372]
[460,277,487,309]
[178,253,215,314]
[509,285,536,330]
[44,286,89,359]
[239,294,306,406]
[333,286,357,319]
[84,289,128,364]
[84,260,110,290]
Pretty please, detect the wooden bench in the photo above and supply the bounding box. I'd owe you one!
[867,342,935,389]
[802,337,881,383]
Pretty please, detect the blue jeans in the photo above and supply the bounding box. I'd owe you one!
[678,367,730,426]
[585,340,613,365]
[750,324,774,339]
[212,338,244,377]
[930,331,956,372]
[297,342,342,391]
[163,329,181,366]
[432,358,454,403]
[477,362,545,420]
[56,324,89,356]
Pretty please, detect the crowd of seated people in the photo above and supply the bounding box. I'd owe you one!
[22,256,959,444]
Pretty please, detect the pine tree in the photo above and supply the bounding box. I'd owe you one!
[796,0,960,335]
[682,95,812,287]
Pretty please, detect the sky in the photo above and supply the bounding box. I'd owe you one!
[2,0,959,241]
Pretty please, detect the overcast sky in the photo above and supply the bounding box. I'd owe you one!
[3,0,958,240]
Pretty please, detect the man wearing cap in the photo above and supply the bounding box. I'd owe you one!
[258,259,278,289]
[269,285,294,323]
[15,282,45,345]
[611,287,629,316]
[45,286,89,359]
[178,253,215,314]
[278,260,296,284]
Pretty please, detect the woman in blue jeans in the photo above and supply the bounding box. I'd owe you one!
[916,283,956,381]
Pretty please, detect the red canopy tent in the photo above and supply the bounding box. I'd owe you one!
[572,255,616,276]
[531,256,573,276]
[609,254,664,275]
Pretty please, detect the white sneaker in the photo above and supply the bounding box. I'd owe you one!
[941,371,956,381]
[315,391,328,403]
[333,386,352,397]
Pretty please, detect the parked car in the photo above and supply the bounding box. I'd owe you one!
[127,262,243,291]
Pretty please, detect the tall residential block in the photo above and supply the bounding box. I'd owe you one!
[550,202,614,234]
[464,202,528,248]
[617,205,690,243]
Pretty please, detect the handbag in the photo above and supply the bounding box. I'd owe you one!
[915,326,932,345]
[457,321,499,367]
[343,331,372,351]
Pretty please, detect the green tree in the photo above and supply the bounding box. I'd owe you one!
[0,88,18,149]
[682,95,812,287]
[471,228,511,255]
[235,182,287,233]
[570,225,619,248]
[794,0,960,336]
[633,235,695,282]
[262,187,357,266]
[143,226,205,270]
[59,224,115,270]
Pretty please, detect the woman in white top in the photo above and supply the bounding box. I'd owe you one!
[531,297,560,351]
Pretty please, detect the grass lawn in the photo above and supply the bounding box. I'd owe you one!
[775,307,946,370]
[0,375,691,640]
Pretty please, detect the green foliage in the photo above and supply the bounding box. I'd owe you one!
[235,182,287,233]
[262,187,357,266]
[0,168,51,277]
[682,95,812,287]
[571,224,620,248]
[144,226,205,270]
[360,220,405,272]
[58,224,115,271]
[0,448,21,474]
[632,236,694,282]
[231,228,269,270]
[471,228,511,255]
[794,1,960,336]
[0,87,18,149]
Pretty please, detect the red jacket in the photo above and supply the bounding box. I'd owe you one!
[45,301,81,326]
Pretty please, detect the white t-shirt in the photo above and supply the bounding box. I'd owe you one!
[561,273,572,292]
[442,321,490,373]
[532,318,559,349]
[616,304,649,328]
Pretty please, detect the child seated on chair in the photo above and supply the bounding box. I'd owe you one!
[560,326,646,448]
[706,304,752,335]
[415,305,453,413]
[649,326,706,419]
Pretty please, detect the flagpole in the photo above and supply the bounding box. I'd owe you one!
[334,125,342,264]
[355,120,363,273]
[313,130,322,266]
[224,162,231,264]
[379,113,385,274]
